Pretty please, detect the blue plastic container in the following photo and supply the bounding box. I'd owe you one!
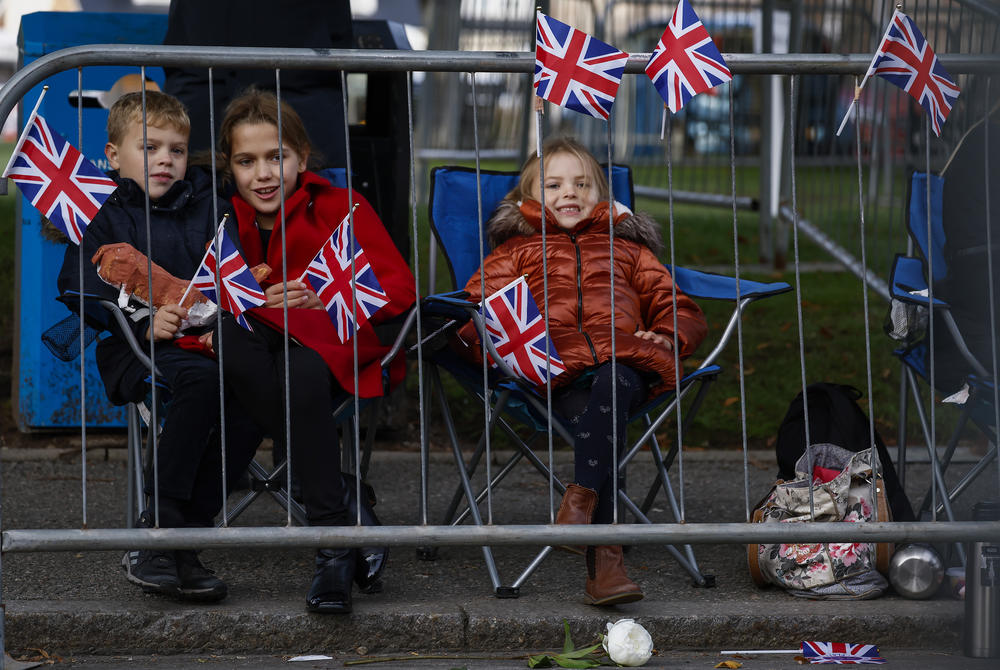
[14,11,167,430]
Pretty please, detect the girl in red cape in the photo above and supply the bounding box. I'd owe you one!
[210,89,414,614]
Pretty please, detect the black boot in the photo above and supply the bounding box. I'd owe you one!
[306,547,356,614]
[344,475,388,594]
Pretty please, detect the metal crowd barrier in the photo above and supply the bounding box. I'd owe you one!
[1,45,999,552]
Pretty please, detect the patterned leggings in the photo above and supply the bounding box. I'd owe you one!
[555,362,647,524]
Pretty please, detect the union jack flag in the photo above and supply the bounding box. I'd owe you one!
[863,9,960,137]
[534,12,628,120]
[191,226,265,330]
[645,0,732,114]
[5,113,117,244]
[801,641,886,664]
[482,276,566,386]
[303,215,389,342]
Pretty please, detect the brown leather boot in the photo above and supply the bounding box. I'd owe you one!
[554,484,597,555]
[584,545,644,606]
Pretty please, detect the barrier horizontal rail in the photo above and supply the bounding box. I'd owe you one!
[0,44,997,150]
[5,521,1000,553]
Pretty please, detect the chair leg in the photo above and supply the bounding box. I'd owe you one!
[430,366,503,594]
[897,370,909,489]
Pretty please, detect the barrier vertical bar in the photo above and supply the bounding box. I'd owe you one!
[406,71,429,526]
[469,72,493,525]
[664,114,682,524]
[77,66,88,529]
[207,66,229,526]
[139,69,160,528]
[339,70,363,523]
[787,74,814,519]
[851,75,882,515]
[986,78,1000,495]
[275,69,294,528]
[729,83,751,521]
[607,118,619,525]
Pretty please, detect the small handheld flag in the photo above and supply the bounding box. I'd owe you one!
[3,88,117,244]
[302,203,390,342]
[800,641,886,664]
[645,0,732,114]
[481,275,566,386]
[837,8,959,137]
[534,11,629,120]
[187,216,266,330]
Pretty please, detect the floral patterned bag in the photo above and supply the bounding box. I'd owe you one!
[747,443,893,600]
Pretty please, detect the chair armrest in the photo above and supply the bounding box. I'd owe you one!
[422,291,477,321]
[97,299,160,376]
[890,255,948,307]
[667,265,792,301]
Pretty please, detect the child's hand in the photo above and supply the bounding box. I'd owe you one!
[635,329,674,351]
[147,304,187,341]
[263,281,324,310]
[198,331,214,352]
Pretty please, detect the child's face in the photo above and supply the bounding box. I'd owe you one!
[532,152,599,231]
[105,120,188,201]
[228,122,308,229]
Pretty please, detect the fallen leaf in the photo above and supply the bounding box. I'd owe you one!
[781,321,792,332]
[756,342,771,350]
[715,661,742,669]
[723,396,740,407]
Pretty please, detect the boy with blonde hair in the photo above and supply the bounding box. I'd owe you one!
[57,90,260,603]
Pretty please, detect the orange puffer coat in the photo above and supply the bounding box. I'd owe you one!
[457,198,707,394]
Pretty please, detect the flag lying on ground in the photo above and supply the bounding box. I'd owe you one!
[645,0,732,113]
[534,11,629,120]
[857,8,960,137]
[482,275,566,386]
[801,641,886,664]
[3,111,117,244]
[303,209,389,342]
[190,224,266,330]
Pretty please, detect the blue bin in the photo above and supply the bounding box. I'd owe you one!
[14,11,168,430]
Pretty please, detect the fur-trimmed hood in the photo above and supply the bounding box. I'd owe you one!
[486,198,663,255]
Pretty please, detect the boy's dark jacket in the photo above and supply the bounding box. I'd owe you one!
[56,167,237,404]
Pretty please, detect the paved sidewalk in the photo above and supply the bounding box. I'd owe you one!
[1,440,996,663]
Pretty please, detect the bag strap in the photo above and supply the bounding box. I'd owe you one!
[747,484,777,586]
[747,506,768,586]
[874,476,895,575]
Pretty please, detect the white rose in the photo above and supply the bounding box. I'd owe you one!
[602,618,653,667]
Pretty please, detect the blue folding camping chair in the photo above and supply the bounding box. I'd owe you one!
[888,171,999,526]
[420,164,792,596]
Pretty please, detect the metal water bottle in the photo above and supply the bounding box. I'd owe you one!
[964,498,1000,658]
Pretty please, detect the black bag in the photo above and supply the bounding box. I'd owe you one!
[775,382,915,522]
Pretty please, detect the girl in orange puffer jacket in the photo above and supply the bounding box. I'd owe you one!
[457,137,708,606]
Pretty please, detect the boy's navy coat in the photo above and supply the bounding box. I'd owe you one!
[57,167,238,404]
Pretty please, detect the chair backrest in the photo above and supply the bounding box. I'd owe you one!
[429,164,634,291]
[908,171,947,283]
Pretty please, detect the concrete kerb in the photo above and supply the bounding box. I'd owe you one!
[1,443,992,656]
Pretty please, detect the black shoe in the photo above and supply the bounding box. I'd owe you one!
[122,549,181,596]
[175,550,228,603]
[306,548,355,614]
[344,477,388,593]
